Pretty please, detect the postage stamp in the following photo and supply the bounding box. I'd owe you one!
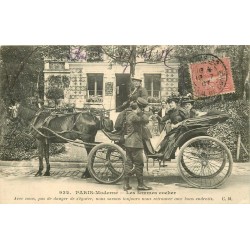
[0,45,249,204]
[189,55,235,98]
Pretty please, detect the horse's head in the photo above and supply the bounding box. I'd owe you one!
[9,103,20,120]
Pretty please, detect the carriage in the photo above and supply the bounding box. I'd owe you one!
[87,111,233,189]
[10,103,233,189]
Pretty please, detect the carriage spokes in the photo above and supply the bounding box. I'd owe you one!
[177,136,233,189]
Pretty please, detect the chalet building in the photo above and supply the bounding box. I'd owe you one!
[43,58,179,111]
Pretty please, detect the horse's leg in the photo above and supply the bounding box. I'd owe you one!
[44,140,51,176]
[35,139,44,176]
[81,142,94,179]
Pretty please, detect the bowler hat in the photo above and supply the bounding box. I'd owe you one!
[137,97,148,108]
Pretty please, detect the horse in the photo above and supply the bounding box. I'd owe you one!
[9,103,99,178]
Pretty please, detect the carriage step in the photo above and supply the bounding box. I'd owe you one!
[147,153,163,158]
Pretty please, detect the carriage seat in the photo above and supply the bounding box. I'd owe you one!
[143,139,156,155]
[102,129,122,142]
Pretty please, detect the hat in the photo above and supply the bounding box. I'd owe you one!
[166,96,180,104]
[181,98,195,104]
[131,76,142,82]
[137,97,148,108]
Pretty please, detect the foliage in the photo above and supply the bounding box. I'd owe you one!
[173,45,250,99]
[46,87,64,108]
[172,45,213,95]
[100,45,168,76]
[0,119,65,161]
[47,75,70,88]
[214,45,250,99]
[148,97,161,103]
[0,46,70,106]
[86,46,103,62]
[194,99,249,162]
[86,96,103,103]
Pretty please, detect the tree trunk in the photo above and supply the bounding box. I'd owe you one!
[129,45,136,77]
[237,46,246,99]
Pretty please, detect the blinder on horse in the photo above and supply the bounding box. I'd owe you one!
[101,117,114,132]
[9,103,99,178]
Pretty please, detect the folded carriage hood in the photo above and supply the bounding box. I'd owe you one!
[184,111,230,127]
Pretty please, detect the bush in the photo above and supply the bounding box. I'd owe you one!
[194,99,249,162]
[0,119,65,161]
[46,87,64,108]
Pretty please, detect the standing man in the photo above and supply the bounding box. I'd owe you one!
[115,76,148,131]
[156,101,169,132]
[123,97,152,191]
[129,76,148,101]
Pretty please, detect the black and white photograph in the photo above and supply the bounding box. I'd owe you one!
[1,1,250,250]
[0,45,249,204]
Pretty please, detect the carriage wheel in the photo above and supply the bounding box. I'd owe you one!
[177,136,233,189]
[180,154,226,178]
[88,143,126,184]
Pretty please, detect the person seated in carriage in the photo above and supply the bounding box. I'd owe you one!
[181,96,207,118]
[181,97,197,118]
[154,95,189,157]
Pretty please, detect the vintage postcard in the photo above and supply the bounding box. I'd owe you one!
[0,45,249,204]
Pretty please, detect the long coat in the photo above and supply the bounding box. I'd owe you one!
[161,107,188,124]
[130,86,148,101]
[124,110,149,149]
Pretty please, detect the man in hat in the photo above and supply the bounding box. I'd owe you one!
[123,97,152,191]
[129,76,148,101]
[115,76,148,131]
[156,100,169,132]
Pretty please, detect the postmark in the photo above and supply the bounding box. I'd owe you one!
[189,54,235,98]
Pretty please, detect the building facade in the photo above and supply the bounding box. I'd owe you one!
[44,59,179,111]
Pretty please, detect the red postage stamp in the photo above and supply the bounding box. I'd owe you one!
[189,57,235,97]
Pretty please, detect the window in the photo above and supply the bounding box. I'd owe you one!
[87,74,103,96]
[144,74,161,98]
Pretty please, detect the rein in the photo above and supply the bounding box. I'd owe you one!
[30,124,98,147]
[103,86,140,112]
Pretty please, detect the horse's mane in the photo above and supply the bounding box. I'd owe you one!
[20,104,40,113]
[18,104,42,124]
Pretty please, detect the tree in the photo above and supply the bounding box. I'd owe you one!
[0,46,70,107]
[46,87,64,108]
[173,45,250,100]
[100,45,171,77]
[0,46,69,159]
[172,45,212,95]
[214,45,250,99]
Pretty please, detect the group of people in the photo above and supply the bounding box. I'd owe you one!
[115,76,200,191]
